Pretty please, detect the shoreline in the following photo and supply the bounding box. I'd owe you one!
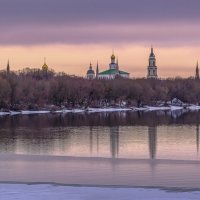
[1,184,200,200]
[2,153,200,164]
[0,182,200,192]
[0,105,200,116]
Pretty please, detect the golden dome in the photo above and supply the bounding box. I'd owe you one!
[42,57,48,71]
[111,54,115,60]
[42,63,48,71]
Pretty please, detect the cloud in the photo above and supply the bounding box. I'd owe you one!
[0,0,200,25]
[0,23,200,46]
[0,0,200,46]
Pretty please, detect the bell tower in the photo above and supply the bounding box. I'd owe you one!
[7,60,10,75]
[147,47,158,79]
[195,61,199,80]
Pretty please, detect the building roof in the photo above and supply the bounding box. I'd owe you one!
[119,70,130,75]
[87,69,95,74]
[111,54,115,60]
[87,63,95,74]
[98,69,129,75]
[150,47,155,57]
[42,57,48,71]
[42,63,48,71]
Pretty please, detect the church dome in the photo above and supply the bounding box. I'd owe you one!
[42,58,48,71]
[87,63,95,75]
[42,63,48,71]
[111,54,115,60]
[87,68,95,75]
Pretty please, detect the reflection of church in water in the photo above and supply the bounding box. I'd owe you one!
[89,126,119,158]
[196,124,199,154]
[90,126,157,159]
[110,127,119,158]
[88,125,157,159]
[147,124,200,159]
[148,126,157,159]
[88,123,200,159]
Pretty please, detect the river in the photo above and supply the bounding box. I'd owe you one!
[0,111,200,199]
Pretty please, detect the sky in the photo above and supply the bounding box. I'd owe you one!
[0,0,200,78]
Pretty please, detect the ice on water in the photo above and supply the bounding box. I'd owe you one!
[0,184,200,200]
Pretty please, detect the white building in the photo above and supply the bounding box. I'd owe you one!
[86,63,95,80]
[97,54,129,79]
[147,47,158,79]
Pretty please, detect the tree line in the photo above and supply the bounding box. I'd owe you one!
[0,68,199,110]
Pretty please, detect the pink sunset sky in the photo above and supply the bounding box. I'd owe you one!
[0,0,200,78]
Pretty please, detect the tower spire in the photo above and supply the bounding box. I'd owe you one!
[150,45,155,57]
[87,62,95,80]
[116,56,119,71]
[42,57,48,71]
[96,61,99,77]
[195,60,199,80]
[147,47,158,79]
[7,59,10,75]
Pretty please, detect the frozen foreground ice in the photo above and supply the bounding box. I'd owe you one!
[2,154,200,188]
[0,184,200,200]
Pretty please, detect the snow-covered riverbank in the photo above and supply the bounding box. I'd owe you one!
[0,105,200,116]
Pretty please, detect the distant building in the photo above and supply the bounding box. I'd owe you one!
[96,54,129,79]
[147,47,158,79]
[96,61,99,78]
[195,61,199,80]
[6,60,10,75]
[42,58,48,72]
[86,63,95,80]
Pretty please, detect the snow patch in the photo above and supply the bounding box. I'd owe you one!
[0,104,200,116]
[170,106,183,111]
[0,112,10,116]
[146,106,170,111]
[10,111,21,115]
[134,107,149,111]
[72,109,86,113]
[21,110,51,115]
[87,108,132,113]
[188,105,200,110]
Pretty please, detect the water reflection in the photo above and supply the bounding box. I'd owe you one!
[1,110,200,128]
[110,127,119,158]
[148,126,157,159]
[0,111,200,160]
[196,125,199,154]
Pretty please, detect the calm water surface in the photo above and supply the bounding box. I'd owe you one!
[0,111,199,161]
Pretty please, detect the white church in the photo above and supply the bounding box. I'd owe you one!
[86,48,158,80]
[147,47,158,79]
[86,53,130,80]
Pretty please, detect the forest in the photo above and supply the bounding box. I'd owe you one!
[0,68,199,111]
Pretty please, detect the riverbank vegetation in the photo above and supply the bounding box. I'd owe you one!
[0,69,199,110]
